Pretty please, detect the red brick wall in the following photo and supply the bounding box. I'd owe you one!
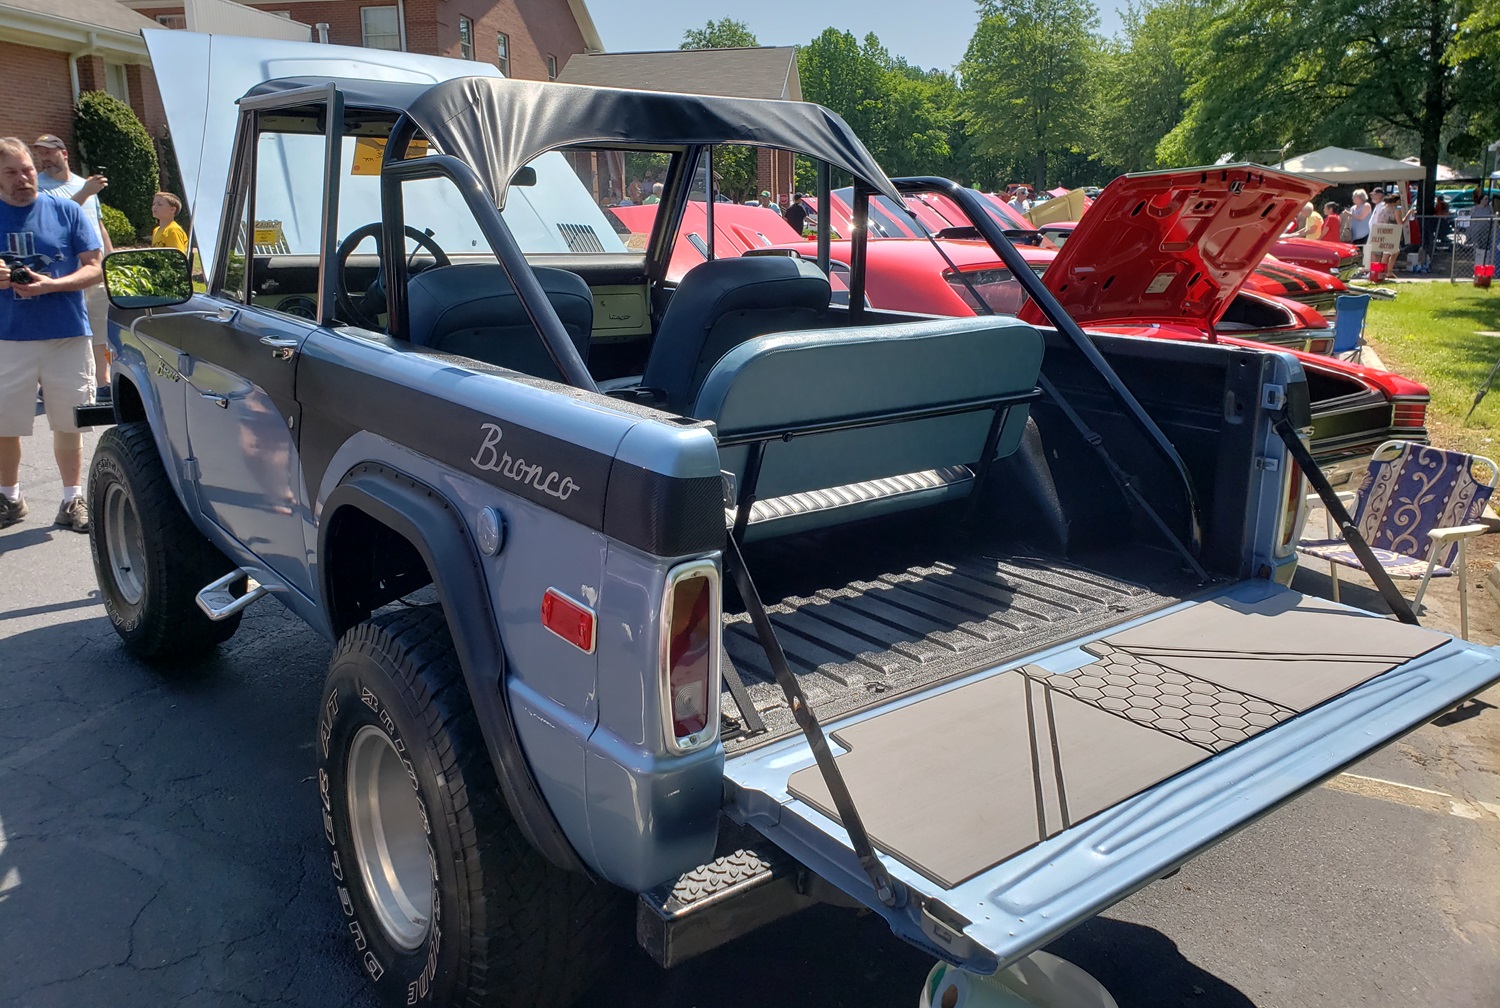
[134,0,588,78]
[0,44,75,148]
[438,0,585,79]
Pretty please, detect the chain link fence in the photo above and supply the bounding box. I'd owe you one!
[1444,211,1499,283]
[1358,214,1500,280]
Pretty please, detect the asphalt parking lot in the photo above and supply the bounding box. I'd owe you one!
[2,427,1497,1008]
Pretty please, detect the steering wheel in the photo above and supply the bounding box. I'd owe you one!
[334,223,450,330]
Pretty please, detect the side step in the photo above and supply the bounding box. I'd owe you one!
[636,831,828,968]
[195,569,269,621]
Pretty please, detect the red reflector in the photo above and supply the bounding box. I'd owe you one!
[542,589,595,653]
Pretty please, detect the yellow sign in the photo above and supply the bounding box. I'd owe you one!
[352,136,430,175]
[252,223,284,248]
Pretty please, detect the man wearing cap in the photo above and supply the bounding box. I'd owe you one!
[33,133,113,403]
[0,137,102,532]
[756,190,782,216]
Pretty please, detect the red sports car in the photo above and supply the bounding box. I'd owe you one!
[773,175,1428,482]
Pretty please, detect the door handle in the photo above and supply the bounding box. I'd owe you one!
[199,392,229,409]
[259,335,299,360]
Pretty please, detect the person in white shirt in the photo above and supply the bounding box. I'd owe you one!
[31,134,113,401]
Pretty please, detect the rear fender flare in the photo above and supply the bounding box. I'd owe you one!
[319,462,587,876]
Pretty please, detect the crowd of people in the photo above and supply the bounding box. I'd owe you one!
[1293,183,1495,278]
[0,132,188,535]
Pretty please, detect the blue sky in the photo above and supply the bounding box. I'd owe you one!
[589,1,1128,74]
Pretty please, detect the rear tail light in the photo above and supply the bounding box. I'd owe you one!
[660,559,722,752]
[1277,443,1309,556]
[1391,397,1428,431]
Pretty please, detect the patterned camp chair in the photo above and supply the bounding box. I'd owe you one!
[1298,440,1497,639]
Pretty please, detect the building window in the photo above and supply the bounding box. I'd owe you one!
[546,53,557,80]
[155,14,186,29]
[360,7,401,50]
[459,17,474,60]
[104,63,130,104]
[496,33,510,76]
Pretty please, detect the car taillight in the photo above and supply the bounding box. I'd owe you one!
[1391,398,1428,430]
[1278,446,1309,555]
[661,559,721,752]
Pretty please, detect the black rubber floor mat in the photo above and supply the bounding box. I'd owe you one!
[786,594,1449,889]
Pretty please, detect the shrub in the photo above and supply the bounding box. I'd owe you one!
[73,91,159,235]
[99,203,138,247]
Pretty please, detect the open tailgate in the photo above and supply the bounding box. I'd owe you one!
[723,579,1500,973]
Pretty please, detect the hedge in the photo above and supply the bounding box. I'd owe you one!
[99,203,137,247]
[73,91,159,235]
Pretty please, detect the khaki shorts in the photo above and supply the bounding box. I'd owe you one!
[0,336,95,436]
[86,284,109,348]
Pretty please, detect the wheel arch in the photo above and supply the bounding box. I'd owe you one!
[111,372,149,424]
[318,462,588,877]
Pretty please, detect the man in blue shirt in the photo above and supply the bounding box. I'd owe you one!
[0,137,102,532]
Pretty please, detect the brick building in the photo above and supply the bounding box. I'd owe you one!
[0,0,166,159]
[0,0,601,178]
[125,0,603,82]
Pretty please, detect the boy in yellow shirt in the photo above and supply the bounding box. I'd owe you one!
[150,192,188,254]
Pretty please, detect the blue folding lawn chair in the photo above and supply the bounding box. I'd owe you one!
[1330,292,1370,362]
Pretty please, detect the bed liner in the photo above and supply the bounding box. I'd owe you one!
[720,521,1201,752]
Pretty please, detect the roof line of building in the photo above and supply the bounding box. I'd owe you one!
[0,4,150,61]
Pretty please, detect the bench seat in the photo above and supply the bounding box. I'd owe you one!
[691,316,1045,542]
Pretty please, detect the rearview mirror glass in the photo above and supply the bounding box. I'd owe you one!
[511,166,537,187]
[102,248,193,308]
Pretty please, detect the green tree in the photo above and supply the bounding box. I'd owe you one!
[681,18,759,49]
[960,0,1101,190]
[1092,0,1211,174]
[1160,0,1500,204]
[798,29,960,180]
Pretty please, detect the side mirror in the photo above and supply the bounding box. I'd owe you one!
[511,166,537,187]
[102,248,193,309]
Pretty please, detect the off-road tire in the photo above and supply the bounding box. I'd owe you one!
[89,421,243,659]
[318,605,629,1008]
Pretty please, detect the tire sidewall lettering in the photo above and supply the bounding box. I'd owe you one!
[320,669,447,1005]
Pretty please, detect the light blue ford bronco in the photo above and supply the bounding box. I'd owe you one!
[85,31,1500,1008]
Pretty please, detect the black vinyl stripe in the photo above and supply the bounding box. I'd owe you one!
[296,350,724,556]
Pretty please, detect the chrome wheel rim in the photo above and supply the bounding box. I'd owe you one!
[346,724,433,950]
[103,482,145,605]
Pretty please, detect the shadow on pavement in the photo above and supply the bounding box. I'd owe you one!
[0,607,373,1007]
[1049,916,1257,1007]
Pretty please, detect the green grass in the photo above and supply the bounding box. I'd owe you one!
[1361,282,1500,457]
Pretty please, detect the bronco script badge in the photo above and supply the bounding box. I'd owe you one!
[470,423,580,501]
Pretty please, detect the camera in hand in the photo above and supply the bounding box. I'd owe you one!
[2,252,47,285]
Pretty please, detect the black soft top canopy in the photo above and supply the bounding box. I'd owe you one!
[246,75,900,206]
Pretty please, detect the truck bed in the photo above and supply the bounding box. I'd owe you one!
[721,510,1204,751]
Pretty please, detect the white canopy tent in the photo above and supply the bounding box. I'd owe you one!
[1279,146,1424,183]
[1401,156,1461,181]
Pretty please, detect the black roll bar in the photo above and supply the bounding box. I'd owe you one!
[380,117,599,392]
[892,176,1204,560]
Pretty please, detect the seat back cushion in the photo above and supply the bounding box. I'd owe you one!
[406,263,593,380]
[642,256,830,412]
[693,316,1045,503]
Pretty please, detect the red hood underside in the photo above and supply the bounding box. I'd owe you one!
[1019,165,1324,333]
